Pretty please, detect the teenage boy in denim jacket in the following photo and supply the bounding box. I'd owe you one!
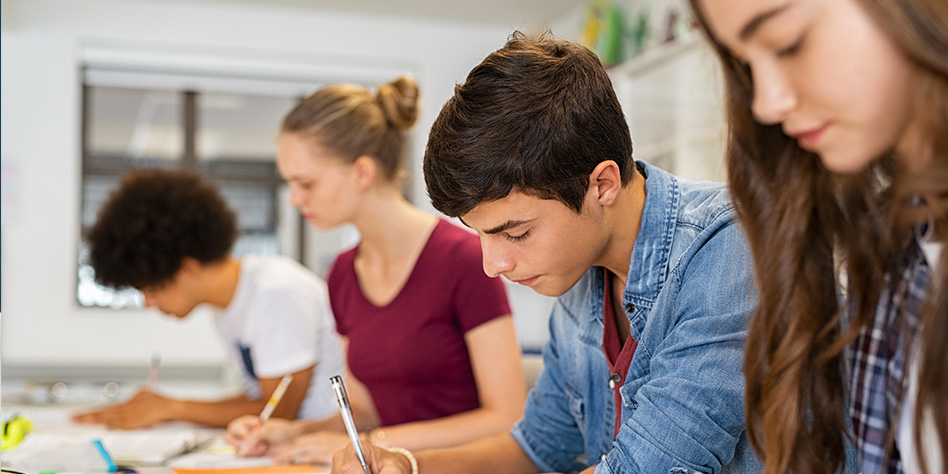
[331,33,761,474]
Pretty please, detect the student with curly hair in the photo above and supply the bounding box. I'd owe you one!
[72,169,345,429]
[223,76,526,465]
[689,0,946,473]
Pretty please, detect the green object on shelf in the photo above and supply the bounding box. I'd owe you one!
[631,10,649,57]
[581,0,625,66]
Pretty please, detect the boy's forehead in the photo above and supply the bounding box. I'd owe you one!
[461,193,527,229]
[461,191,569,233]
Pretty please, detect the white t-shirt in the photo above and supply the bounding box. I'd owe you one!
[214,255,344,420]
[897,348,944,474]
[897,229,943,474]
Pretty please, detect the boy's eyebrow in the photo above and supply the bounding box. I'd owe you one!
[482,219,532,235]
[739,4,791,41]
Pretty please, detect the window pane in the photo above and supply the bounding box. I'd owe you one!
[217,180,282,257]
[216,181,275,232]
[77,241,145,309]
[79,85,293,310]
[80,174,119,228]
[78,174,144,309]
[86,86,183,164]
[197,92,295,162]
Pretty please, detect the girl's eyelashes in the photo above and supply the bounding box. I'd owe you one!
[776,34,806,57]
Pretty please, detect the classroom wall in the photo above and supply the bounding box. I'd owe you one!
[0,0,557,375]
[554,0,727,184]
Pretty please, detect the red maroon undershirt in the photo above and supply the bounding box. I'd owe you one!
[602,268,638,438]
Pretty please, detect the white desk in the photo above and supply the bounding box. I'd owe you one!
[0,402,280,472]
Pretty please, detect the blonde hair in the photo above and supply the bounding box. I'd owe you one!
[281,76,419,181]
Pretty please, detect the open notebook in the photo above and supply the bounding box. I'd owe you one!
[100,430,212,465]
[2,429,213,467]
[165,436,328,471]
[0,438,114,473]
[173,465,327,474]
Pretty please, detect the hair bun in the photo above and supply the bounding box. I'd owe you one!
[376,76,419,130]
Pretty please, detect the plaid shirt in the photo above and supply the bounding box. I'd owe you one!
[847,237,929,474]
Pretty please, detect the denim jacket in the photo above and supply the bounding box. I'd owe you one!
[511,162,762,474]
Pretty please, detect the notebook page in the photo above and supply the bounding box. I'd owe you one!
[173,465,327,474]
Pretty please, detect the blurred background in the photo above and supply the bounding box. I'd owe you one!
[0,0,725,402]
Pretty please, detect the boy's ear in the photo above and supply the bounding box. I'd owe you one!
[589,160,622,206]
[179,257,203,276]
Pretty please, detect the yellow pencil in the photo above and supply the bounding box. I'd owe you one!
[258,374,293,422]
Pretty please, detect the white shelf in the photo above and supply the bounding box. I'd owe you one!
[610,33,727,182]
[609,36,702,78]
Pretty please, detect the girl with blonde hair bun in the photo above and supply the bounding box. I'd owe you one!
[224,76,527,465]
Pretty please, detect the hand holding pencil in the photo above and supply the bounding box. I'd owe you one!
[228,374,294,457]
[224,416,301,457]
[259,374,294,424]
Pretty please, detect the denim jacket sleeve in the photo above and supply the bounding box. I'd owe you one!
[599,220,759,474]
[512,297,598,473]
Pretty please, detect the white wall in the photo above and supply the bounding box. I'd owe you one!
[0,0,558,372]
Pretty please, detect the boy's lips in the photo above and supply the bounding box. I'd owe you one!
[510,275,539,286]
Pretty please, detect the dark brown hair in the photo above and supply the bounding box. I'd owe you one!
[85,169,237,289]
[690,0,948,472]
[281,76,419,181]
[423,31,635,217]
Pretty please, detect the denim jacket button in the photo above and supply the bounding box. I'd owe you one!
[624,303,634,313]
[600,454,607,462]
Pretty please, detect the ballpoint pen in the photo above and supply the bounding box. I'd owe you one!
[330,375,370,474]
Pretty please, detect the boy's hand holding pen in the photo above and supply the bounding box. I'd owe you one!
[330,375,370,474]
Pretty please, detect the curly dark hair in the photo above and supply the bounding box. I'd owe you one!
[423,31,635,217]
[85,169,238,289]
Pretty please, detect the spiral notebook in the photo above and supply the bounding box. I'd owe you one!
[172,466,326,474]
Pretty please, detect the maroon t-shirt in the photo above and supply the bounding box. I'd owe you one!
[328,219,512,426]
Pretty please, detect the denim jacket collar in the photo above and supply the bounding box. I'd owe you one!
[587,162,680,323]
[623,161,679,311]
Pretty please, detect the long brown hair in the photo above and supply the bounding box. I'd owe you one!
[689,0,948,472]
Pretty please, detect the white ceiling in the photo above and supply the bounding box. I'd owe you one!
[187,0,581,26]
